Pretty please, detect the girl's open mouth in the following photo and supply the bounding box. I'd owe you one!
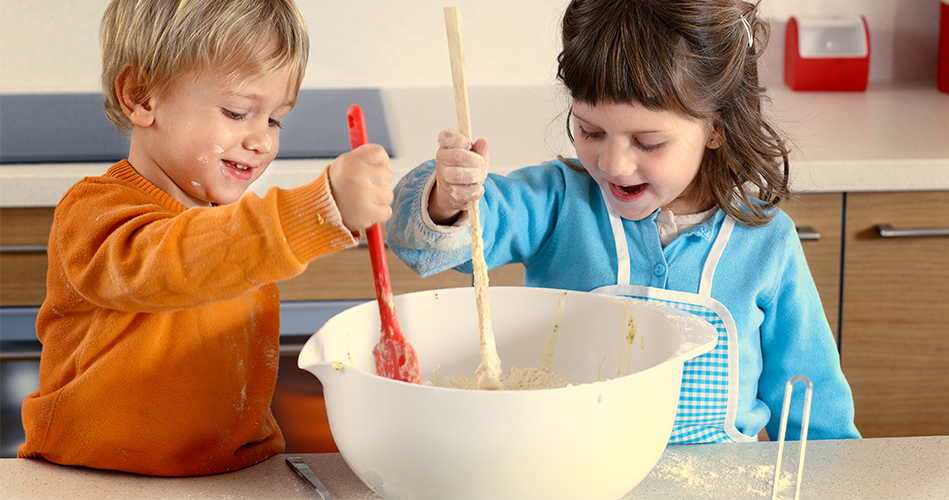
[609,182,647,201]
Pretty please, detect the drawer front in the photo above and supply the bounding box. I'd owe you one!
[0,208,54,307]
[841,191,949,438]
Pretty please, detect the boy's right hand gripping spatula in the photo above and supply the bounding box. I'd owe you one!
[347,104,422,384]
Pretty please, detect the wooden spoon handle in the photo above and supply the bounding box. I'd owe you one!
[444,6,472,140]
[444,6,502,390]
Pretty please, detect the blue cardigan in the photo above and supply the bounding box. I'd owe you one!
[387,159,860,441]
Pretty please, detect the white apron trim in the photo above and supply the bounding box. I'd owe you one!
[700,217,734,297]
[605,199,631,287]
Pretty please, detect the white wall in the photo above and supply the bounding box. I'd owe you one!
[0,0,569,93]
[0,0,942,94]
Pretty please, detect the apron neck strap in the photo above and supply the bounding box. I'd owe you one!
[699,216,734,297]
[602,186,734,298]
[607,205,632,287]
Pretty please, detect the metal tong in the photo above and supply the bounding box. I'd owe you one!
[772,375,813,500]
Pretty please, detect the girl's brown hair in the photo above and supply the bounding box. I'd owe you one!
[100,0,309,132]
[557,0,791,226]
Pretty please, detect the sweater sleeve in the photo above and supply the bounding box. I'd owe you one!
[53,165,356,313]
[755,217,860,440]
[386,159,567,278]
[385,160,478,277]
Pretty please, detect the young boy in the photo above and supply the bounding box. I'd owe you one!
[18,0,393,476]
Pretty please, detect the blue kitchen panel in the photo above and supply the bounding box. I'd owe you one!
[0,93,129,164]
[0,308,41,342]
[0,89,394,164]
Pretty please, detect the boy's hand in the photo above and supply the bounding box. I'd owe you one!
[430,128,490,225]
[328,144,393,232]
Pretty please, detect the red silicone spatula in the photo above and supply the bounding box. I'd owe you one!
[347,104,422,384]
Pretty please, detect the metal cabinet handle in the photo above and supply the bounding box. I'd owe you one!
[0,244,48,254]
[876,224,949,238]
[796,226,820,241]
[0,351,42,362]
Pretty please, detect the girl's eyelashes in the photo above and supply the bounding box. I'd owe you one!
[578,127,604,140]
[578,125,664,152]
[635,139,663,152]
[268,118,283,129]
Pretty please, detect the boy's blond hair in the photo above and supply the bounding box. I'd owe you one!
[101,0,310,132]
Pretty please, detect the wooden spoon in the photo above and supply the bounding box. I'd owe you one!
[347,104,421,384]
[444,6,503,390]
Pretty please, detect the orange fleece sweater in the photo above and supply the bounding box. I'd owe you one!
[19,161,358,476]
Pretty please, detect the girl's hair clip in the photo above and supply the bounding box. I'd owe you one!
[740,15,753,48]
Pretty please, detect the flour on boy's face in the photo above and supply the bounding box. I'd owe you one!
[130,65,296,208]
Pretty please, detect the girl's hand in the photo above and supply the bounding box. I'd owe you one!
[328,144,393,232]
[430,128,490,225]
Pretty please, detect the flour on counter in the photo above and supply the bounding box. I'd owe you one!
[649,452,794,498]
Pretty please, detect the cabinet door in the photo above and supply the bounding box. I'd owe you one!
[841,191,949,438]
[0,208,53,307]
[783,193,844,340]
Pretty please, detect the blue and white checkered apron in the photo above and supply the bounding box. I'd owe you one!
[594,204,755,443]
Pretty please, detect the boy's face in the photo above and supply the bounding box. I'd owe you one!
[129,66,296,207]
[571,100,713,220]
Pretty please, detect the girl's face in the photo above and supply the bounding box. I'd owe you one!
[129,66,296,208]
[571,100,714,221]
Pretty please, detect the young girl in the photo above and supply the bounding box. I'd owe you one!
[19,0,393,475]
[387,0,859,442]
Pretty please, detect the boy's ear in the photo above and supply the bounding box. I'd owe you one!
[115,65,155,128]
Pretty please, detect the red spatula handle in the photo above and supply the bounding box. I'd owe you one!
[347,104,368,150]
[346,105,404,342]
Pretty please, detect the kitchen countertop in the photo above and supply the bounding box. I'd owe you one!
[2,436,946,499]
[2,81,948,208]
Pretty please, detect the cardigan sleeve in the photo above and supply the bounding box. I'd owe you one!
[754,218,861,440]
[386,159,568,277]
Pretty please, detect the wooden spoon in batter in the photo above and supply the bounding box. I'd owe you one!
[444,6,502,390]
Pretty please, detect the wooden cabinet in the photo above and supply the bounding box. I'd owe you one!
[840,191,949,438]
[0,208,53,307]
[278,240,523,302]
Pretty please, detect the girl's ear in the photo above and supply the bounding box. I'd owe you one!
[706,124,725,149]
[115,65,155,128]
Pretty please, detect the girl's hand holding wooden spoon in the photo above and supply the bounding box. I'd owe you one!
[429,128,490,225]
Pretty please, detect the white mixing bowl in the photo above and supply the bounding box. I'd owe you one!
[298,286,717,500]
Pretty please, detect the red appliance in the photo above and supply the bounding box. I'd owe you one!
[785,16,870,91]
